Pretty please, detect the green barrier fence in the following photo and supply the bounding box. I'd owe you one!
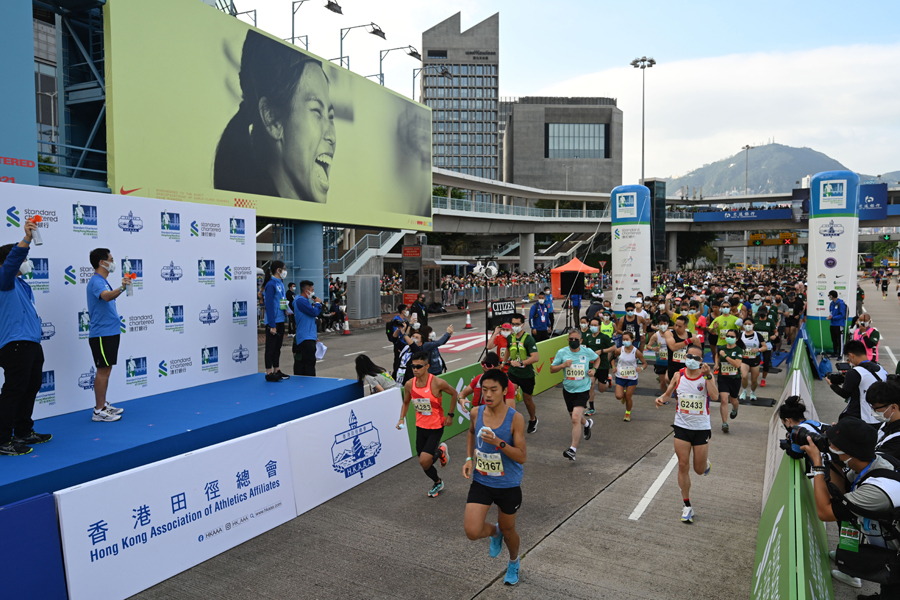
[752,341,834,600]
[403,335,568,455]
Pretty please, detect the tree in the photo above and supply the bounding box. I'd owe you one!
[872,241,898,261]
[433,185,467,200]
[676,232,717,268]
[698,243,718,266]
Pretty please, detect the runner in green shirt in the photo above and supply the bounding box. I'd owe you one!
[754,306,778,388]
[507,313,540,434]
[716,329,743,433]
[583,316,616,416]
[708,301,738,373]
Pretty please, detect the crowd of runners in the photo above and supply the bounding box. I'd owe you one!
[386,266,893,586]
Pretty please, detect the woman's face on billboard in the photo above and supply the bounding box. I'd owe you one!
[278,64,336,203]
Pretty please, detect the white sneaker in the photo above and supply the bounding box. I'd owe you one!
[831,569,862,588]
[739,388,748,401]
[828,550,836,561]
[92,407,121,422]
[104,402,124,416]
[681,506,694,523]
[749,392,757,401]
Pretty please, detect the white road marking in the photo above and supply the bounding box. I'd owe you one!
[886,346,898,367]
[382,345,393,349]
[446,358,462,364]
[343,351,367,357]
[628,453,679,521]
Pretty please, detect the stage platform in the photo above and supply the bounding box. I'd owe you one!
[0,374,361,506]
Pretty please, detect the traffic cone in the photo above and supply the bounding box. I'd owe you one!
[342,314,351,335]
[465,309,473,329]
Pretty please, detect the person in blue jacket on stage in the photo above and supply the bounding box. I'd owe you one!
[529,292,550,342]
[0,219,52,456]
[542,285,555,330]
[263,261,289,382]
[827,290,848,358]
[292,280,321,377]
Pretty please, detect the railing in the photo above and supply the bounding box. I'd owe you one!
[329,230,397,274]
[37,140,107,177]
[496,238,520,256]
[432,197,610,220]
[380,283,546,314]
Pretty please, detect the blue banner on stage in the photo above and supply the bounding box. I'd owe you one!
[0,493,67,599]
[692,208,793,222]
[0,0,39,185]
[859,183,888,221]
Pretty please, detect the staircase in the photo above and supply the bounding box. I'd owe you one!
[329,229,414,278]
[539,232,603,266]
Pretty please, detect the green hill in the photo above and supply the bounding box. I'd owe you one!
[666,143,852,197]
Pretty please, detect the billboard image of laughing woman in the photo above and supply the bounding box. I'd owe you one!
[214,32,336,204]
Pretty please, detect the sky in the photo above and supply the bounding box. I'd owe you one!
[236,0,900,185]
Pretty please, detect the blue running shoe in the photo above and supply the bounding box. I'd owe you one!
[504,560,520,585]
[489,525,503,558]
[428,480,444,498]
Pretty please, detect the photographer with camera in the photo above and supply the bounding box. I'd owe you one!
[868,380,900,460]
[827,340,888,425]
[778,395,826,463]
[800,417,900,599]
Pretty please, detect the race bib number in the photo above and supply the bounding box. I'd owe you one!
[475,450,504,477]
[412,398,433,415]
[618,366,637,378]
[565,364,586,380]
[720,363,739,376]
[672,349,687,363]
[279,298,288,311]
[678,393,706,415]
[658,348,668,360]
[742,348,756,358]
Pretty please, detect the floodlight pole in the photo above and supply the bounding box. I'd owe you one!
[290,1,309,50]
[631,56,655,187]
[412,65,451,100]
[340,23,383,71]
[743,144,753,207]
[379,46,420,86]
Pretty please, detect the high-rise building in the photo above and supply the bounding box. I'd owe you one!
[502,97,622,193]
[421,13,499,201]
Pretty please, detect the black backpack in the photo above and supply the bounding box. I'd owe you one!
[386,317,402,343]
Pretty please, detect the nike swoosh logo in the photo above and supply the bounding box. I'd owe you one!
[120,187,141,195]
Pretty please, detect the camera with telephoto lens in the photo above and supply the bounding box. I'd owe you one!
[779,426,830,454]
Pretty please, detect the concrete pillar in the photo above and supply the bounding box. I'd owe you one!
[667,231,678,271]
[583,200,587,218]
[293,221,325,300]
[520,233,535,273]
[555,200,559,218]
[717,246,726,267]
[743,230,748,270]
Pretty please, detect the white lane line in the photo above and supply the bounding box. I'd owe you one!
[886,346,898,367]
[382,345,394,349]
[343,351,367,357]
[628,453,679,521]
[446,358,462,364]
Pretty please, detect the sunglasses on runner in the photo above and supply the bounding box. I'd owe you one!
[411,363,427,370]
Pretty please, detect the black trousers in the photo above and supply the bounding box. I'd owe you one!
[265,322,285,369]
[830,325,844,356]
[0,341,43,441]
[293,339,317,376]
[286,312,296,335]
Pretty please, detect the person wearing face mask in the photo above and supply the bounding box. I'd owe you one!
[716,330,743,433]
[827,340,888,424]
[705,303,721,353]
[262,261,290,382]
[664,315,699,383]
[411,294,429,327]
[543,286,555,331]
[507,314,540,433]
[387,304,410,380]
[612,331,647,422]
[775,294,790,344]
[0,221,52,455]
[738,319,767,402]
[753,306,777,389]
[827,291,848,358]
[529,292,550,342]
[616,302,644,352]
[655,345,716,524]
[291,280,320,376]
[599,309,616,343]
[86,248,132,422]
[285,282,297,337]
[633,301,650,351]
[852,314,880,363]
[457,352,517,412]
[402,324,454,381]
[487,323,514,373]
[583,316,616,415]
[647,320,671,395]
[550,330,601,460]
[867,381,900,460]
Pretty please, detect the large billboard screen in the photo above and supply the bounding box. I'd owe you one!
[104,0,432,230]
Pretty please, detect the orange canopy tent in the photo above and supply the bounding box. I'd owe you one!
[550,258,599,299]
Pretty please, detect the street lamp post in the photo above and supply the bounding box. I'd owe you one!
[413,65,452,100]
[378,45,421,86]
[742,144,753,207]
[338,23,385,70]
[289,1,343,51]
[631,56,656,187]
